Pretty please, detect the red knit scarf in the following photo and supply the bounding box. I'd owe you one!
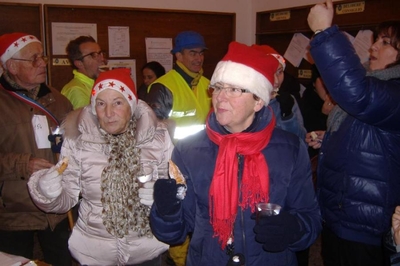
[206,112,276,249]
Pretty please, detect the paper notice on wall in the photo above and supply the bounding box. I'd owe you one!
[284,33,310,67]
[106,59,136,86]
[108,26,130,57]
[51,22,97,55]
[145,37,173,72]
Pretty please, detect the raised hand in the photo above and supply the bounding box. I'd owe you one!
[307,0,334,32]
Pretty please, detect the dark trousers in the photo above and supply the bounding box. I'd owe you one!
[321,226,389,266]
[296,248,310,266]
[0,218,72,266]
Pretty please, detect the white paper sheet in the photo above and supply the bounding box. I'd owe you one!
[108,26,130,57]
[0,251,31,266]
[51,22,97,55]
[284,33,310,67]
[106,59,137,86]
[145,37,173,72]
[32,115,51,149]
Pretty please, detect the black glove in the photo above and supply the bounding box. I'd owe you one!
[48,134,63,153]
[276,91,294,120]
[154,179,181,216]
[253,210,302,252]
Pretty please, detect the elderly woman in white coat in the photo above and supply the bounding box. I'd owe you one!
[28,68,173,266]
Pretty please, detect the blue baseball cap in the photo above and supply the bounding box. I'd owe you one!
[171,31,207,54]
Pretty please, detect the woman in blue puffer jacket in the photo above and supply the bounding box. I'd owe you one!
[151,41,321,266]
[306,1,400,266]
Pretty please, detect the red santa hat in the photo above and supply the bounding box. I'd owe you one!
[210,41,279,105]
[0,32,41,65]
[251,44,286,70]
[91,68,138,115]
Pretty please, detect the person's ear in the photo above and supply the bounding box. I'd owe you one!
[6,60,18,75]
[74,59,83,69]
[254,98,264,112]
[175,52,183,62]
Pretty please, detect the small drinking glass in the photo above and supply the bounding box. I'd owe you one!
[137,164,153,183]
[137,161,158,183]
[257,202,281,217]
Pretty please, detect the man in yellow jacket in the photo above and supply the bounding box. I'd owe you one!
[61,36,106,109]
[147,31,211,142]
[147,30,211,266]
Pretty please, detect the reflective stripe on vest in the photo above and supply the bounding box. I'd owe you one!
[152,70,211,140]
[174,124,206,140]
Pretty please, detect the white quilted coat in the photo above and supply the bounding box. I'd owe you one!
[28,101,172,265]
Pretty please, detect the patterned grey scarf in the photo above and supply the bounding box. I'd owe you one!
[327,64,400,132]
[100,120,152,238]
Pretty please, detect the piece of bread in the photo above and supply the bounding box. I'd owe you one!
[169,160,185,185]
[310,131,318,141]
[57,157,69,174]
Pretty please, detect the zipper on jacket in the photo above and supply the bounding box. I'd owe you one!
[238,154,247,265]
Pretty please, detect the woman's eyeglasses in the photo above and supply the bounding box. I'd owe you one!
[208,84,251,98]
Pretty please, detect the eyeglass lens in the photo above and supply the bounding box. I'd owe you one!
[33,56,48,67]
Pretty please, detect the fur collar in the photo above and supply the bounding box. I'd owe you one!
[60,100,158,144]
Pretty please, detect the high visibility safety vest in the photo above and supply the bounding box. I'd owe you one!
[154,70,211,140]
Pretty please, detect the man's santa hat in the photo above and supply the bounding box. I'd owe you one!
[91,68,138,115]
[210,41,279,105]
[0,32,41,65]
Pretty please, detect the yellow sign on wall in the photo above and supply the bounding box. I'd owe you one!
[298,69,312,79]
[52,58,71,66]
[336,1,365,15]
[270,10,291,21]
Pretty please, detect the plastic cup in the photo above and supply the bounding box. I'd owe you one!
[257,202,281,217]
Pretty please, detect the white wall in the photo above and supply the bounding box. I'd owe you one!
[2,0,341,44]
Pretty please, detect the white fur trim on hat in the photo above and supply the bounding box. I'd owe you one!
[91,78,137,116]
[270,54,286,70]
[210,61,273,105]
[0,34,41,65]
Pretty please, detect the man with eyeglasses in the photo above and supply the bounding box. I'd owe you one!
[61,35,106,109]
[0,32,73,265]
[147,31,211,142]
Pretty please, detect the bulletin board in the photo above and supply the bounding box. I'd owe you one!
[0,2,42,42]
[44,4,236,91]
[256,0,400,85]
